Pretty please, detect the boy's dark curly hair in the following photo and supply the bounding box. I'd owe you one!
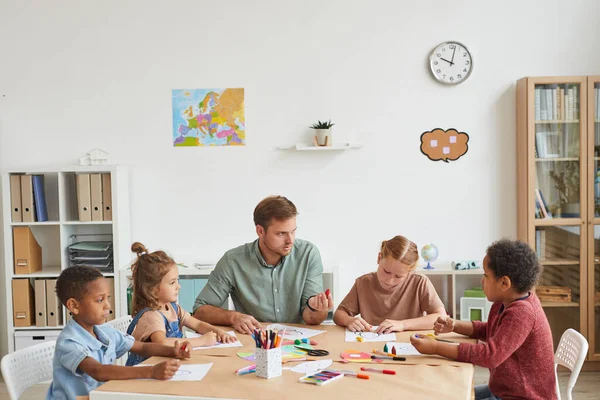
[486,239,542,293]
[56,266,104,306]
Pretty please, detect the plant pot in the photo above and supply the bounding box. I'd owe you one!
[314,128,332,146]
[561,203,580,218]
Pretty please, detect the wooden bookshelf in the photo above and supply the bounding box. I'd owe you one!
[517,75,600,362]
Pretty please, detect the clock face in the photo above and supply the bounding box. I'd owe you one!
[429,41,473,85]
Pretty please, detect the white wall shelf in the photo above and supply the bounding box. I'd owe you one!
[0,165,131,357]
[276,143,363,151]
[417,263,484,319]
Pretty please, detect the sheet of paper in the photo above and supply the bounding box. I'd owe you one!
[186,330,243,350]
[266,324,326,339]
[135,363,213,381]
[290,359,333,374]
[385,342,424,356]
[344,327,396,342]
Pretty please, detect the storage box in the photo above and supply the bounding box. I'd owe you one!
[535,286,571,303]
[14,330,60,351]
[464,287,486,298]
[460,297,493,322]
[12,279,35,327]
[13,226,42,274]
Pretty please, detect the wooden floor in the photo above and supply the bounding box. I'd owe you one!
[1,367,599,399]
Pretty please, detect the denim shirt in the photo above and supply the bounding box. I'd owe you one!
[46,319,134,400]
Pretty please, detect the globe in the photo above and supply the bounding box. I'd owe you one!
[421,244,438,270]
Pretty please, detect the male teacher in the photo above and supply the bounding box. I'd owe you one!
[193,195,332,334]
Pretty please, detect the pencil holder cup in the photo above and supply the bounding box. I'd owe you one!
[256,347,282,379]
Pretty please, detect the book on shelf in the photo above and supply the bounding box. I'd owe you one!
[535,230,546,260]
[535,84,580,121]
[535,189,551,219]
[31,175,48,222]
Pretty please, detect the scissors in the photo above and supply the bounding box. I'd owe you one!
[294,345,329,357]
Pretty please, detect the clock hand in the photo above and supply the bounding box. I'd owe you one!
[450,46,457,66]
[440,57,453,65]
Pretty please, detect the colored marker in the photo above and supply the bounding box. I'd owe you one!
[324,369,369,380]
[361,367,396,375]
[371,355,406,361]
[391,346,397,355]
[383,344,388,353]
[373,350,401,357]
[235,364,256,374]
[325,288,331,297]
[236,368,256,376]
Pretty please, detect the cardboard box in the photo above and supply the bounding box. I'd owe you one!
[13,226,42,274]
[536,285,572,303]
[12,279,35,327]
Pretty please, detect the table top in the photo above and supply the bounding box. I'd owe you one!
[93,324,474,400]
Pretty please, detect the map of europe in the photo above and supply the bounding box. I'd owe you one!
[172,88,245,146]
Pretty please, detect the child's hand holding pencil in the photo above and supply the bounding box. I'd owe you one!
[173,340,192,359]
[347,316,373,332]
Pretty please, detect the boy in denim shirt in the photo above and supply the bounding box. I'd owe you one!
[46,266,191,400]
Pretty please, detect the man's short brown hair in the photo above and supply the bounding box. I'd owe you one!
[253,195,298,230]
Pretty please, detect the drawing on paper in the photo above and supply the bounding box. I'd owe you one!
[172,88,245,147]
[345,327,397,342]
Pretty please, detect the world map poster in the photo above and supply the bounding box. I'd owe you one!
[172,88,245,146]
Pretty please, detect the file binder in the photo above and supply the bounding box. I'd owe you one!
[20,175,34,222]
[90,173,103,221]
[10,175,22,222]
[102,173,112,221]
[76,174,92,222]
[32,175,48,222]
[13,279,35,327]
[13,226,42,274]
[34,279,47,327]
[46,279,62,326]
[106,278,115,321]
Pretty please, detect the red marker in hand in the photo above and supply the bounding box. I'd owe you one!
[325,288,330,297]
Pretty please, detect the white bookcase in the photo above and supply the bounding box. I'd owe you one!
[0,165,131,358]
[417,264,484,320]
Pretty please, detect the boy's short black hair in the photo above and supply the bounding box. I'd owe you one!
[486,239,541,293]
[56,266,104,306]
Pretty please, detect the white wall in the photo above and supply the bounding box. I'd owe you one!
[1,0,600,295]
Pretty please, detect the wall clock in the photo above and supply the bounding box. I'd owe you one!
[429,41,473,85]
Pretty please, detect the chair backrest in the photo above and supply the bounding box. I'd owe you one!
[106,315,133,365]
[106,315,133,334]
[554,328,588,400]
[0,340,56,400]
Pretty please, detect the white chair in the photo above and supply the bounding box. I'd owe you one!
[106,315,133,365]
[554,328,588,400]
[0,340,56,400]
[106,315,133,334]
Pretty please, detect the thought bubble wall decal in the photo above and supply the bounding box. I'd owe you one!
[420,128,469,163]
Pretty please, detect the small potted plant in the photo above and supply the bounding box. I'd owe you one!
[549,162,580,217]
[310,119,335,146]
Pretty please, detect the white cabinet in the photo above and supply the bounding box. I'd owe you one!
[0,166,131,357]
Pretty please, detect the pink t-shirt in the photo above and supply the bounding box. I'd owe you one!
[336,272,445,325]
